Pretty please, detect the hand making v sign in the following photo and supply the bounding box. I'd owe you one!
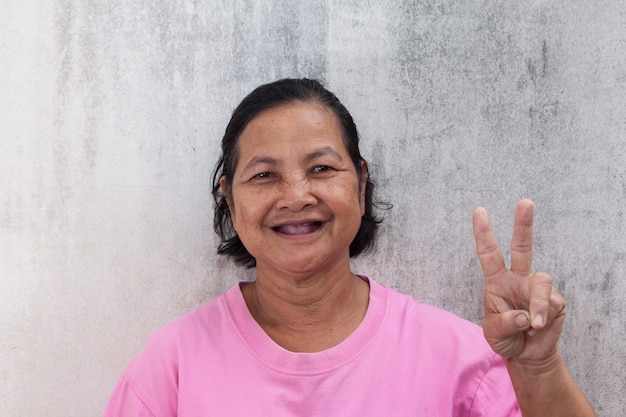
[472,199,566,362]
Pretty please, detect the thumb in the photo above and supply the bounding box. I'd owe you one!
[483,310,531,357]
[485,309,531,338]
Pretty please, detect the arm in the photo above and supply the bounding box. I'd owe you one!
[472,199,596,417]
[506,348,595,417]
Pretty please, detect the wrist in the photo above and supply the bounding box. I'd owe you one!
[506,347,563,379]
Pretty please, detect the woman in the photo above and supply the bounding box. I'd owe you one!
[105,79,596,416]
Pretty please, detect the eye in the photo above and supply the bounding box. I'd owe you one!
[250,172,273,181]
[312,165,333,173]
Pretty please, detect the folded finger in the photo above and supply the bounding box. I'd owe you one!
[529,272,553,329]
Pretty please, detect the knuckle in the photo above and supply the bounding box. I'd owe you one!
[533,272,553,286]
[476,242,500,257]
[531,297,550,311]
[511,242,532,253]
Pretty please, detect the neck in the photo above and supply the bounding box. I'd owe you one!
[242,265,370,352]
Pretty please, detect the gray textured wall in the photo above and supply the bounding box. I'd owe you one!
[1,1,624,416]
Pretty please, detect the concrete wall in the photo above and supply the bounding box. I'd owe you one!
[1,1,624,416]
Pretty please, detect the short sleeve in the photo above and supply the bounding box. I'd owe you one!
[469,354,522,417]
[104,376,157,417]
[103,327,180,417]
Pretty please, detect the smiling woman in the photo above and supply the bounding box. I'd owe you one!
[104,79,596,417]
[222,103,366,277]
[211,79,385,269]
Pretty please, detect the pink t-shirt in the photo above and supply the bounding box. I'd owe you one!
[104,277,520,416]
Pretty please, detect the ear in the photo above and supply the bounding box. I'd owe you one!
[219,176,235,218]
[358,161,368,216]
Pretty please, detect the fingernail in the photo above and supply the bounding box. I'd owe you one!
[515,313,530,328]
[532,314,544,328]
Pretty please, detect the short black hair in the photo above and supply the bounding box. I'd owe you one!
[211,78,389,268]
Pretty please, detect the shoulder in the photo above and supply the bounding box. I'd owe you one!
[152,291,228,343]
[372,278,485,341]
[369,278,495,378]
[122,286,236,384]
[133,284,240,364]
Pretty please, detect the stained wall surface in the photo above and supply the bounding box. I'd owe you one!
[1,1,624,416]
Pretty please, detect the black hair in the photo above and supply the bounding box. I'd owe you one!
[211,78,389,268]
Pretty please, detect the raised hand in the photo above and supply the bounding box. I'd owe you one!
[472,199,567,362]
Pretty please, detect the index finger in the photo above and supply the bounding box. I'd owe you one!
[472,206,506,278]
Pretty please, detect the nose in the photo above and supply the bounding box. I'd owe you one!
[276,177,317,212]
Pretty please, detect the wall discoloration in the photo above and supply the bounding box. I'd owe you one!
[1,2,624,416]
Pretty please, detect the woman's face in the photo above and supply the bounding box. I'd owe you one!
[222,101,366,277]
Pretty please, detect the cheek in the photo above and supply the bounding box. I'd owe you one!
[328,180,362,216]
[231,191,270,231]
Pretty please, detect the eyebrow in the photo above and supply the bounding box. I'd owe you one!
[304,147,344,163]
[242,156,279,173]
[241,147,344,173]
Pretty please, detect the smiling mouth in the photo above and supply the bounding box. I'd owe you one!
[273,222,323,235]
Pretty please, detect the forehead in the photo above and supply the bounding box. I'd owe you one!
[236,102,347,158]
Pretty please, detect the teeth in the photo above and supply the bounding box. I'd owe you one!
[276,222,320,235]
